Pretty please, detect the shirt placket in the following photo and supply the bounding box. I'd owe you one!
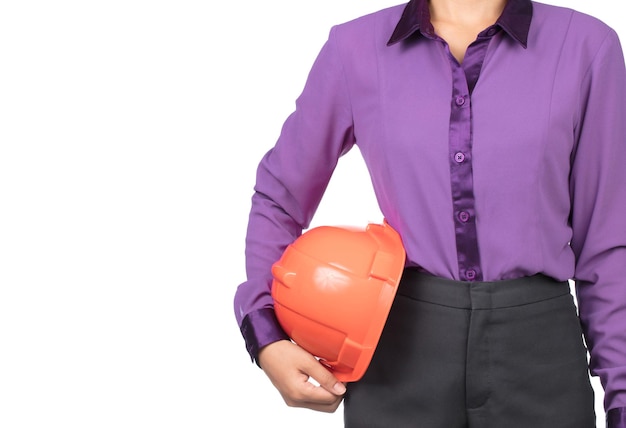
[443,30,495,282]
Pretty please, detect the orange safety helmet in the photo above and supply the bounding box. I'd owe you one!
[271,220,406,382]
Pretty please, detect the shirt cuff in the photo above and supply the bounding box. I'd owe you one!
[607,407,626,428]
[240,307,290,366]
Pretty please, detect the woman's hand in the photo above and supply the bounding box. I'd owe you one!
[258,340,346,413]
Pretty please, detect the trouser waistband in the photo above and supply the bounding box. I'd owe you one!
[398,269,571,310]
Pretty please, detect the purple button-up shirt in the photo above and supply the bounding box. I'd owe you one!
[234,0,626,422]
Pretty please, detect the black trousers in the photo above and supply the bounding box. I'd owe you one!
[344,270,596,428]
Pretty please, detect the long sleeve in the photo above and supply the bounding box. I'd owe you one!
[569,28,626,424]
[233,27,356,363]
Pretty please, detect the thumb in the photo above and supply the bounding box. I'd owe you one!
[309,364,347,396]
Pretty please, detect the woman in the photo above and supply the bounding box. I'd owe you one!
[234,0,626,426]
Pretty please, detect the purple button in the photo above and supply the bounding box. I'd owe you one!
[454,152,465,163]
[487,28,496,36]
[458,211,470,223]
[455,96,465,106]
[466,269,476,280]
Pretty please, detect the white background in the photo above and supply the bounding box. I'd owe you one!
[0,1,622,427]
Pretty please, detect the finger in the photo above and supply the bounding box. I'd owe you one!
[305,361,347,396]
[296,382,344,412]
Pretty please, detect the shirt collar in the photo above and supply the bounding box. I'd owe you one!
[387,0,533,48]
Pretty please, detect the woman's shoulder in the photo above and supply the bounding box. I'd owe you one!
[532,2,615,39]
